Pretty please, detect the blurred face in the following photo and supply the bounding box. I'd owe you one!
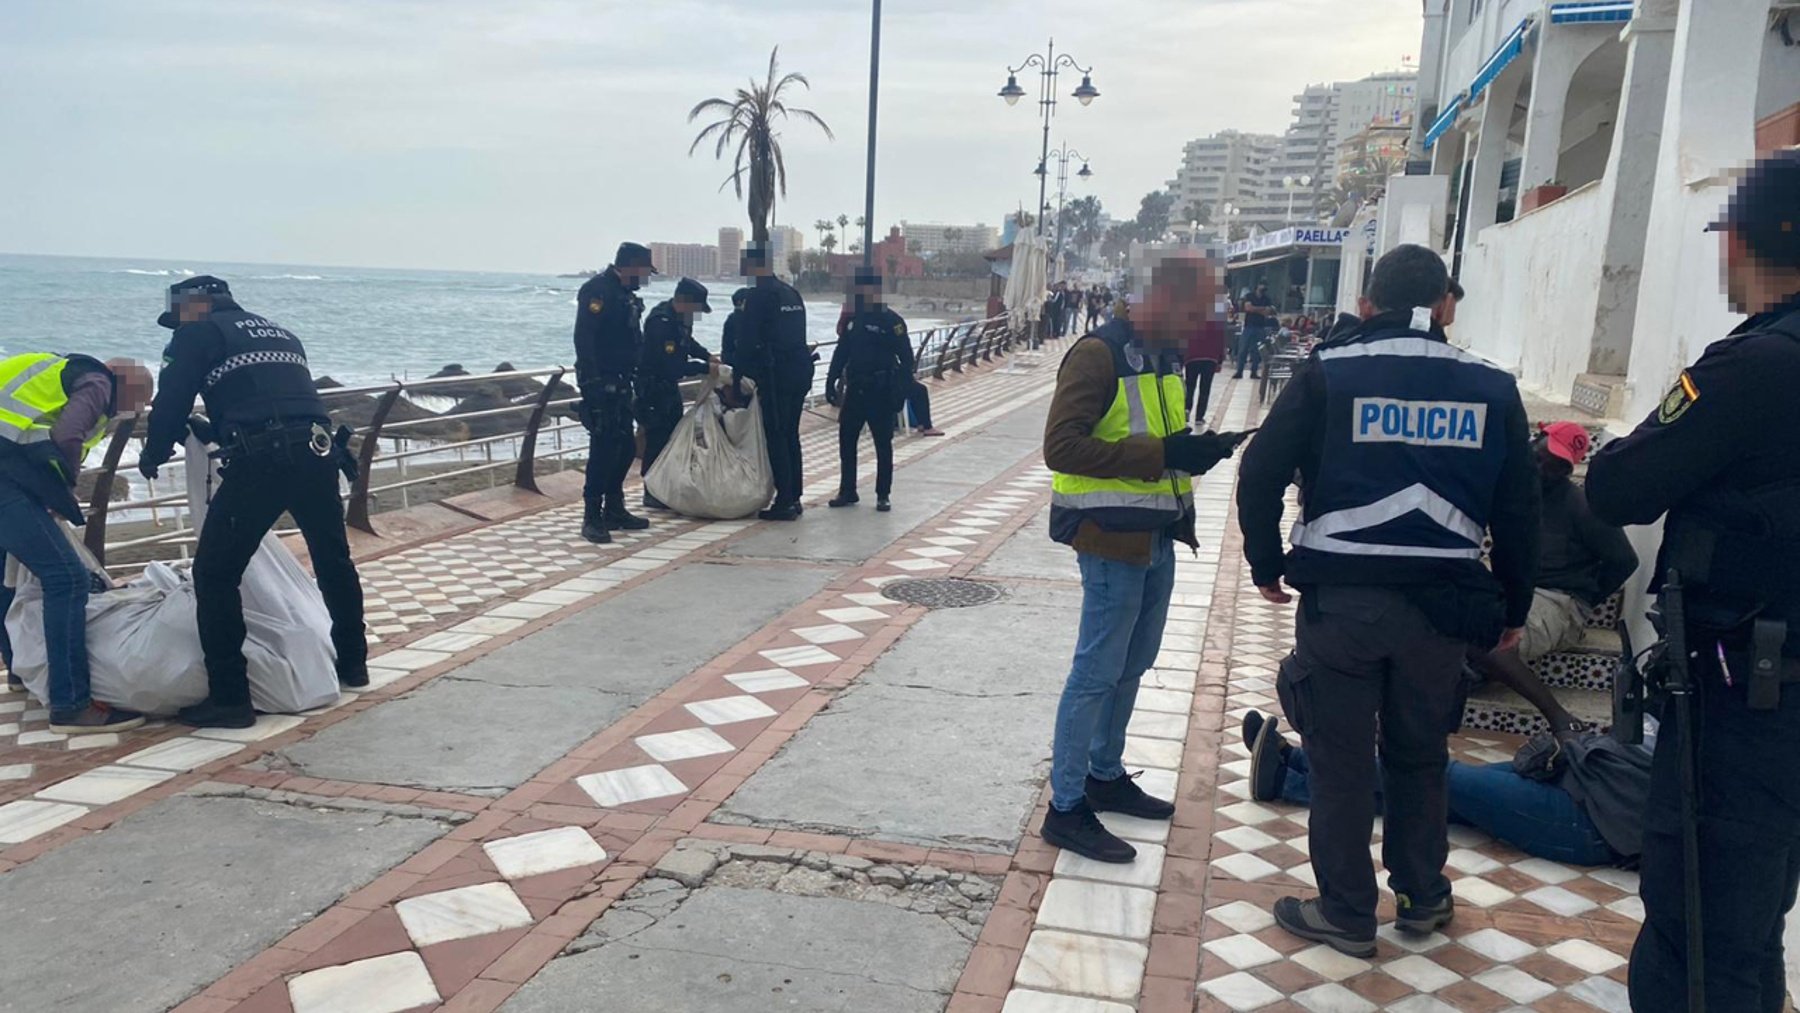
[176,294,212,323]
[1132,251,1218,350]
[107,358,153,413]
[673,297,703,318]
[618,265,651,290]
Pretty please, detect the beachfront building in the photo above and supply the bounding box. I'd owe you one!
[827,226,926,282]
[1165,130,1281,229]
[899,222,1001,258]
[717,227,743,276]
[1224,225,1352,312]
[646,243,719,282]
[768,225,806,279]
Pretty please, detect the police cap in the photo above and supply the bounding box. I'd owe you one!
[853,267,882,288]
[731,287,753,308]
[157,274,233,329]
[674,277,713,313]
[1709,150,1800,269]
[615,242,660,274]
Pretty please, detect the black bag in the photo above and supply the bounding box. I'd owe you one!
[1512,732,1566,782]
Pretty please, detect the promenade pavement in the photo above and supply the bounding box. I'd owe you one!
[0,345,1646,1012]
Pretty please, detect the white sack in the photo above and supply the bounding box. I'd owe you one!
[643,374,775,520]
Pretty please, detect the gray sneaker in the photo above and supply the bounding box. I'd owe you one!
[1394,892,1455,935]
[1272,896,1376,957]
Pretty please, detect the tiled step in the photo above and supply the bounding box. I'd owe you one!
[1532,627,1622,693]
[1462,682,1613,739]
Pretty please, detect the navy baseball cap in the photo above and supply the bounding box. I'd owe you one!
[615,242,660,274]
[157,274,232,329]
[674,277,712,313]
[1707,150,1800,268]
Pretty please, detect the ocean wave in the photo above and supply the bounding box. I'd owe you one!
[118,268,197,277]
[251,274,326,281]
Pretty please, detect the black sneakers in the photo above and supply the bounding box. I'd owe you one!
[758,503,801,522]
[1249,713,1288,803]
[829,493,860,508]
[47,702,146,734]
[580,521,612,545]
[1272,896,1376,957]
[1041,800,1137,863]
[1086,771,1175,821]
[1395,892,1456,934]
[177,700,256,730]
[337,661,371,689]
[876,497,892,513]
[604,509,651,531]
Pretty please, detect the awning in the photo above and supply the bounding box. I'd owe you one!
[1550,1,1633,24]
[1227,248,1337,272]
[1423,98,1463,150]
[1469,19,1529,101]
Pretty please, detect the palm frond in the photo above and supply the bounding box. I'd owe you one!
[686,96,738,122]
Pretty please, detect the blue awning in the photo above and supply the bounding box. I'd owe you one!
[1468,19,1530,101]
[1550,1,1633,24]
[1423,98,1463,150]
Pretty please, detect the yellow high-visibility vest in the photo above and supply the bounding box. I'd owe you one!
[1052,367,1194,530]
[0,353,111,475]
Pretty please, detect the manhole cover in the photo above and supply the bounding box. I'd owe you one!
[881,578,1005,609]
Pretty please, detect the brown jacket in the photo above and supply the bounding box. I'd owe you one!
[1043,334,1198,565]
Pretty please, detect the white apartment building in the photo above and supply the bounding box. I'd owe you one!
[768,225,806,278]
[898,222,1001,257]
[1165,130,1282,225]
[717,227,743,276]
[647,243,719,281]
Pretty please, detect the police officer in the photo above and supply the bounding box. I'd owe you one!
[139,276,368,729]
[1586,150,1800,1013]
[736,244,814,521]
[1236,245,1539,956]
[827,269,913,512]
[636,277,719,509]
[573,243,656,543]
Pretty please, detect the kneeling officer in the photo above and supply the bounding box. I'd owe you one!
[636,277,719,510]
[139,276,368,729]
[827,269,913,512]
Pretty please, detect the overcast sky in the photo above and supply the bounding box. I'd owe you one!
[1,0,1421,275]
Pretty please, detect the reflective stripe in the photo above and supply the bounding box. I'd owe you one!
[1316,337,1498,369]
[0,357,60,420]
[203,350,311,390]
[1053,489,1192,513]
[1290,482,1485,559]
[1121,378,1149,436]
[0,419,53,443]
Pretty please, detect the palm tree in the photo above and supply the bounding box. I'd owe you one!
[837,213,851,244]
[814,218,834,248]
[821,234,838,254]
[1180,200,1213,228]
[689,47,835,244]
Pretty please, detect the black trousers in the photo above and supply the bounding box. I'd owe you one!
[192,451,365,707]
[757,371,809,508]
[637,384,683,478]
[1277,585,1468,937]
[1184,359,1218,423]
[906,380,934,430]
[837,387,896,498]
[581,390,636,514]
[1630,659,1800,1012]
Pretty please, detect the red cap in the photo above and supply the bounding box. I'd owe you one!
[1541,421,1591,465]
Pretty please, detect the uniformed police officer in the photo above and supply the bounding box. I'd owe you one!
[636,277,719,509]
[736,244,814,521]
[1236,245,1539,956]
[139,276,368,729]
[573,243,656,543]
[1586,150,1800,1013]
[827,269,913,512]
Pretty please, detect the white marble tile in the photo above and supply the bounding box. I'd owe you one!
[1568,974,1632,1011]
[1133,688,1192,714]
[396,881,534,946]
[407,631,491,654]
[1607,895,1646,921]
[844,592,894,608]
[1035,879,1155,940]
[924,536,978,548]
[1096,811,1170,845]
[1446,847,1502,875]
[1208,900,1275,934]
[1144,668,1196,691]
[1384,998,1461,1013]
[1014,930,1147,1002]
[887,557,950,572]
[725,669,809,694]
[1212,852,1281,882]
[1547,938,1628,974]
[683,695,778,726]
[634,727,734,762]
[64,733,121,751]
[817,606,890,624]
[1053,841,1165,889]
[369,648,451,672]
[487,601,561,620]
[288,950,441,1013]
[1215,825,1280,852]
[1588,867,1640,893]
[1198,970,1284,1011]
[483,826,609,880]
[116,736,243,772]
[1000,990,1131,1013]
[791,623,864,645]
[1381,954,1461,992]
[1450,875,1516,908]
[1460,927,1536,962]
[1121,736,1182,770]
[1124,709,1186,741]
[609,556,665,571]
[362,667,411,692]
[1472,966,1556,1004]
[576,763,687,807]
[1133,767,1177,802]
[1376,924,1450,953]
[15,730,65,746]
[1204,932,1283,969]
[908,546,964,559]
[0,763,33,781]
[35,765,173,806]
[192,714,305,743]
[0,798,87,843]
[1218,800,1281,826]
[1291,943,1371,981]
[1293,982,1377,1013]
[1511,857,1580,884]
[1523,885,1598,916]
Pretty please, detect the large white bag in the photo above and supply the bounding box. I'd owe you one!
[644,373,775,519]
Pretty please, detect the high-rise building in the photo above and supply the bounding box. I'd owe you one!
[768,225,806,278]
[897,222,1001,257]
[1165,130,1282,224]
[646,242,719,281]
[717,227,743,275]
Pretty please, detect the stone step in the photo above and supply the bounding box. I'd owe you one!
[1462,682,1613,739]
[1531,626,1622,693]
[1572,373,1628,419]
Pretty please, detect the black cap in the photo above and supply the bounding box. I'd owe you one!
[852,267,882,287]
[1708,150,1800,268]
[157,274,232,329]
[741,244,771,267]
[615,242,659,273]
[674,277,712,313]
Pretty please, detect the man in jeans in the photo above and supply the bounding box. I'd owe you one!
[1041,250,1244,863]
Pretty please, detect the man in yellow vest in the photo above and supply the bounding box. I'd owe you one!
[1041,251,1248,863]
[0,352,153,732]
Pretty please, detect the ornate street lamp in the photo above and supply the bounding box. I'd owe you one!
[997,38,1098,238]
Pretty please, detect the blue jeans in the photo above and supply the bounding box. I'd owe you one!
[0,479,92,714]
[1050,536,1176,811]
[1280,749,1615,866]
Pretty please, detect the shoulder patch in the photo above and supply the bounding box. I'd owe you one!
[893,322,906,336]
[1657,371,1698,424]
[587,299,604,315]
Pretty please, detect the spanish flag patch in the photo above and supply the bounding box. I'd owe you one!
[1657,371,1699,424]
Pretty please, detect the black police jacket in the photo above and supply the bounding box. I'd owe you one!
[637,302,711,388]
[1588,298,1800,643]
[573,267,645,392]
[143,304,329,466]
[827,306,914,397]
[737,277,812,385]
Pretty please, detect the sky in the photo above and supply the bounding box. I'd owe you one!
[0,0,1422,275]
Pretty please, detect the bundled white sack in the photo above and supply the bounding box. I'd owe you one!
[644,373,775,519]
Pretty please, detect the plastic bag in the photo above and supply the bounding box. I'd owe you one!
[644,373,775,519]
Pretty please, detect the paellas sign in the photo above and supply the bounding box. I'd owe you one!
[1227,226,1352,259]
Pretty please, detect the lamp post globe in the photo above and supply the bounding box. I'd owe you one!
[1073,75,1099,105]
[999,75,1025,105]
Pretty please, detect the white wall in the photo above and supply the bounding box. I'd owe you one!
[1454,181,1607,396]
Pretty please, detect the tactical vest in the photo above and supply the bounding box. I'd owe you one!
[1288,328,1515,566]
[199,309,329,427]
[0,353,112,472]
[1051,339,1194,540]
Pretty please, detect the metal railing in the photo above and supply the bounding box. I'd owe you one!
[78,315,1024,569]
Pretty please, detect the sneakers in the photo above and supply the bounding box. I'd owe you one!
[758,503,801,522]
[1041,800,1137,863]
[177,699,256,730]
[876,497,891,513]
[337,661,370,689]
[1249,712,1288,803]
[1086,771,1175,821]
[919,427,945,437]
[580,521,613,545]
[1395,892,1456,935]
[1241,709,1266,750]
[1273,897,1376,957]
[604,509,651,532]
[829,493,860,509]
[48,702,146,734]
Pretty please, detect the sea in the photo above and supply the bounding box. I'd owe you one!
[0,252,888,387]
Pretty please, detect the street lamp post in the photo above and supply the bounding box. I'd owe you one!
[1283,174,1313,225]
[1038,143,1091,279]
[998,38,1098,239]
[862,0,882,269]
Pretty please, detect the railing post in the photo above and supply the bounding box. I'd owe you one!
[82,413,139,566]
[514,366,565,494]
[980,322,997,363]
[345,383,403,536]
[933,329,950,380]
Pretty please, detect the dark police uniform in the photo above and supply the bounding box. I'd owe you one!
[1237,308,1538,941]
[141,276,366,723]
[1588,292,1800,1012]
[737,273,813,514]
[827,303,914,503]
[636,281,713,480]
[572,265,646,530]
